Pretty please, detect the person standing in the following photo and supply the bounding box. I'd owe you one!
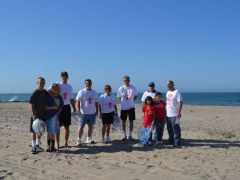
[57,71,75,148]
[166,80,183,147]
[76,79,98,145]
[117,75,137,140]
[46,83,63,152]
[29,77,49,154]
[99,85,118,143]
[141,82,157,105]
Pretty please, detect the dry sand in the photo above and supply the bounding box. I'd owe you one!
[0,103,240,180]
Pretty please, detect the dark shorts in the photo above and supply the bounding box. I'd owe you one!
[102,112,114,125]
[59,105,71,127]
[120,108,135,121]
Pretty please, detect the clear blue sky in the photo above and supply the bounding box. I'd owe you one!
[0,0,239,93]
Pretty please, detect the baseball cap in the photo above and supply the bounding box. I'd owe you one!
[61,71,68,77]
[148,82,155,87]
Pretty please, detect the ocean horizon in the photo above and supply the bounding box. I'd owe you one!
[0,92,240,106]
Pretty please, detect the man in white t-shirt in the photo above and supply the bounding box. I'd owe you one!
[141,82,157,105]
[75,79,98,145]
[117,75,137,140]
[166,80,183,147]
[57,71,76,149]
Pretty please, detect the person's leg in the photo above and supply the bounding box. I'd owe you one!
[106,124,110,138]
[166,117,174,145]
[64,125,70,147]
[102,124,107,140]
[159,121,166,142]
[155,121,161,142]
[121,110,127,140]
[128,108,135,140]
[56,131,60,149]
[173,124,181,147]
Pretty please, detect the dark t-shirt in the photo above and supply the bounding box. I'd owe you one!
[29,89,48,121]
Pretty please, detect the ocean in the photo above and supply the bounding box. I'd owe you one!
[0,92,240,106]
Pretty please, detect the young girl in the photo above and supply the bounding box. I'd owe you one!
[46,83,63,151]
[99,85,117,143]
[154,92,166,145]
[142,96,155,144]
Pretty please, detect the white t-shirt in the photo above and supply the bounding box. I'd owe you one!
[58,82,74,105]
[117,84,137,110]
[166,89,182,117]
[76,88,98,115]
[141,91,157,102]
[99,94,116,113]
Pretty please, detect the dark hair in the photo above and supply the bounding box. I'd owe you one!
[104,85,112,91]
[155,92,162,97]
[61,71,68,77]
[144,96,154,105]
[37,76,45,82]
[85,79,92,84]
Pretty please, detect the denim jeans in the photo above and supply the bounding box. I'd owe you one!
[155,120,165,142]
[166,116,181,146]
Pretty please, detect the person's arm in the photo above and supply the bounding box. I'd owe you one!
[114,105,118,115]
[70,98,76,112]
[95,102,99,115]
[177,101,183,118]
[98,104,102,118]
[75,100,80,112]
[30,104,37,120]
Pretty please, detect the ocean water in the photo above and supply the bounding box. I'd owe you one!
[0,92,240,106]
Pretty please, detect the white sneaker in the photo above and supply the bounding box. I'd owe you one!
[101,138,106,144]
[86,139,94,144]
[76,139,81,146]
[105,137,112,143]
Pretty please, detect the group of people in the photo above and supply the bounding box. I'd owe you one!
[29,71,183,154]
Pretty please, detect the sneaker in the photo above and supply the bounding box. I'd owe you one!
[127,136,134,141]
[36,145,44,151]
[102,138,106,144]
[121,136,127,141]
[105,137,112,143]
[85,139,94,144]
[155,141,164,146]
[31,146,37,154]
[76,139,81,146]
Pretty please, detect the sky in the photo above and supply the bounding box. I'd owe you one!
[0,0,239,93]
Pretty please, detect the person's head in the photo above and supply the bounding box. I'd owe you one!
[145,96,154,106]
[104,85,112,96]
[50,83,60,96]
[122,75,130,86]
[148,82,155,92]
[36,77,45,90]
[61,71,69,84]
[155,92,162,102]
[84,79,92,90]
[167,80,175,91]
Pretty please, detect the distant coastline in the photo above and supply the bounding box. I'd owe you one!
[0,92,239,106]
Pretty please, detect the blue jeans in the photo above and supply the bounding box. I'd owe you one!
[155,120,165,142]
[166,117,181,146]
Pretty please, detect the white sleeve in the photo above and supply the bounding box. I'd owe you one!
[141,92,146,102]
[117,87,121,98]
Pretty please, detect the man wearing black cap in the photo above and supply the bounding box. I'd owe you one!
[57,71,76,148]
[141,82,157,105]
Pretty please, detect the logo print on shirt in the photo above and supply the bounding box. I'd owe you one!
[63,92,68,100]
[108,102,112,108]
[88,98,92,104]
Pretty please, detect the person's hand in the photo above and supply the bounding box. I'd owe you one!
[177,113,181,118]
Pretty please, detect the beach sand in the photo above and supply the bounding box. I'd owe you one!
[0,103,240,180]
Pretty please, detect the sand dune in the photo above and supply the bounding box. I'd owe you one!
[0,103,240,180]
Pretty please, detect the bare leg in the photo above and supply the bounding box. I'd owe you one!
[78,125,85,140]
[64,126,70,146]
[106,125,110,138]
[87,124,93,138]
[56,131,60,149]
[102,124,107,139]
